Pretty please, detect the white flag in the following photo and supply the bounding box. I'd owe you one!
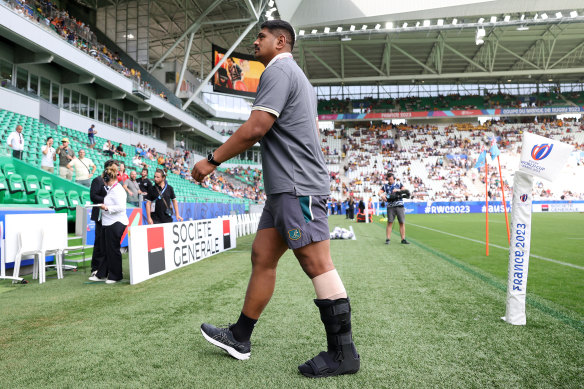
[518,132,573,182]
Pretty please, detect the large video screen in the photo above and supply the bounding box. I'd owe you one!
[212,45,265,98]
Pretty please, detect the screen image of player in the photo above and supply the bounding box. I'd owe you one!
[212,44,265,98]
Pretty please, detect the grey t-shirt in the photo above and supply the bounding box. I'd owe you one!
[58,147,75,167]
[252,56,330,196]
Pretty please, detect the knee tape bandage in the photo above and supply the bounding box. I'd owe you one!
[312,269,347,300]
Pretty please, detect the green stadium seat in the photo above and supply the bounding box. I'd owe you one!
[24,175,40,195]
[81,191,91,206]
[36,189,53,207]
[40,176,54,193]
[7,174,24,194]
[2,163,16,177]
[52,189,68,211]
[67,190,81,209]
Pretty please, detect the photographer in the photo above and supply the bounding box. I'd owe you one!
[378,173,410,245]
[145,168,183,224]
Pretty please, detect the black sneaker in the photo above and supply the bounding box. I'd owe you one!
[200,323,251,360]
[401,239,410,244]
[385,239,390,245]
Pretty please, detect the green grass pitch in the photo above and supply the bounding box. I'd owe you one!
[0,212,582,387]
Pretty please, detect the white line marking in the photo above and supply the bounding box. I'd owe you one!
[350,226,356,240]
[409,222,584,271]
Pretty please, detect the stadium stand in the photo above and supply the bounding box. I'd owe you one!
[321,120,584,203]
[0,109,258,212]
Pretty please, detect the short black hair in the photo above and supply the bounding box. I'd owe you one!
[260,20,295,50]
[387,172,395,179]
[104,159,118,168]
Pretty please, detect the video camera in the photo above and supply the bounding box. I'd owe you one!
[388,189,411,202]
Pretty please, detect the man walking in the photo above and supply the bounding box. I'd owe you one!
[192,20,359,378]
[379,173,410,244]
[7,125,24,159]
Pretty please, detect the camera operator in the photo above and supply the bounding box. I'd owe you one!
[145,168,183,224]
[378,173,410,245]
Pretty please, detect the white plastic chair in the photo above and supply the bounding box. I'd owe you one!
[42,229,64,281]
[12,230,44,284]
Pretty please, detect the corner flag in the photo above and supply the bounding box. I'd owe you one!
[489,138,500,160]
[474,149,487,168]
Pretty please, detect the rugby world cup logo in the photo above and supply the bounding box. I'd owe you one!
[520,194,528,202]
[531,144,553,161]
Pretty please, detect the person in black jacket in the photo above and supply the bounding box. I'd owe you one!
[89,159,119,275]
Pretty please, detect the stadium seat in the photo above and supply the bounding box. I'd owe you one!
[2,163,16,177]
[7,174,25,194]
[40,176,54,193]
[0,172,7,203]
[67,190,81,209]
[52,190,68,211]
[36,189,54,207]
[81,191,91,206]
[24,174,40,195]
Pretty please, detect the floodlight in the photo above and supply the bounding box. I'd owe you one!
[362,25,368,30]
[415,21,420,27]
[385,22,393,29]
[423,20,430,27]
[516,25,529,31]
[490,16,497,23]
[476,28,486,38]
[534,13,539,20]
[570,11,578,18]
[555,12,562,18]
[350,25,355,31]
[437,19,444,26]
[299,30,305,36]
[375,24,381,30]
[324,27,330,33]
[478,17,485,23]
[520,14,525,20]
[402,22,408,28]
[452,18,458,25]
[337,26,343,32]
[268,0,274,6]
[311,29,317,34]
[541,13,548,19]
[504,15,510,22]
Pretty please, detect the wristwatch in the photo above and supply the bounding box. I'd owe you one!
[207,152,221,166]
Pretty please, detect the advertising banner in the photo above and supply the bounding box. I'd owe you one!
[518,133,574,181]
[503,171,534,326]
[128,218,236,285]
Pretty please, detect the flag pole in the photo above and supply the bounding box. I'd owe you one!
[485,158,489,256]
[497,155,511,244]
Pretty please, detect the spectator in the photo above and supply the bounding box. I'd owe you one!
[87,124,97,149]
[117,161,129,183]
[6,125,24,159]
[132,154,145,168]
[116,143,126,157]
[67,149,97,187]
[57,138,75,179]
[89,164,128,284]
[124,170,141,207]
[40,136,56,173]
[103,140,114,156]
[145,168,183,224]
[137,167,152,196]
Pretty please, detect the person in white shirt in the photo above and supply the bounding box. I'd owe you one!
[66,149,96,187]
[7,125,24,159]
[40,137,57,173]
[89,165,128,284]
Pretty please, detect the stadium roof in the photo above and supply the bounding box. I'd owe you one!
[73,0,584,89]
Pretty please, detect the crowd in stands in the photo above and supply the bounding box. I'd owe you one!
[5,0,160,98]
[198,168,265,202]
[318,90,573,114]
[320,118,584,204]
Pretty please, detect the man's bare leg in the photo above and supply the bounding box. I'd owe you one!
[241,227,288,319]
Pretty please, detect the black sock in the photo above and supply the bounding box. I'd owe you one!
[231,312,257,342]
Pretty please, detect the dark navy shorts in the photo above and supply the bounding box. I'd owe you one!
[258,193,330,249]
